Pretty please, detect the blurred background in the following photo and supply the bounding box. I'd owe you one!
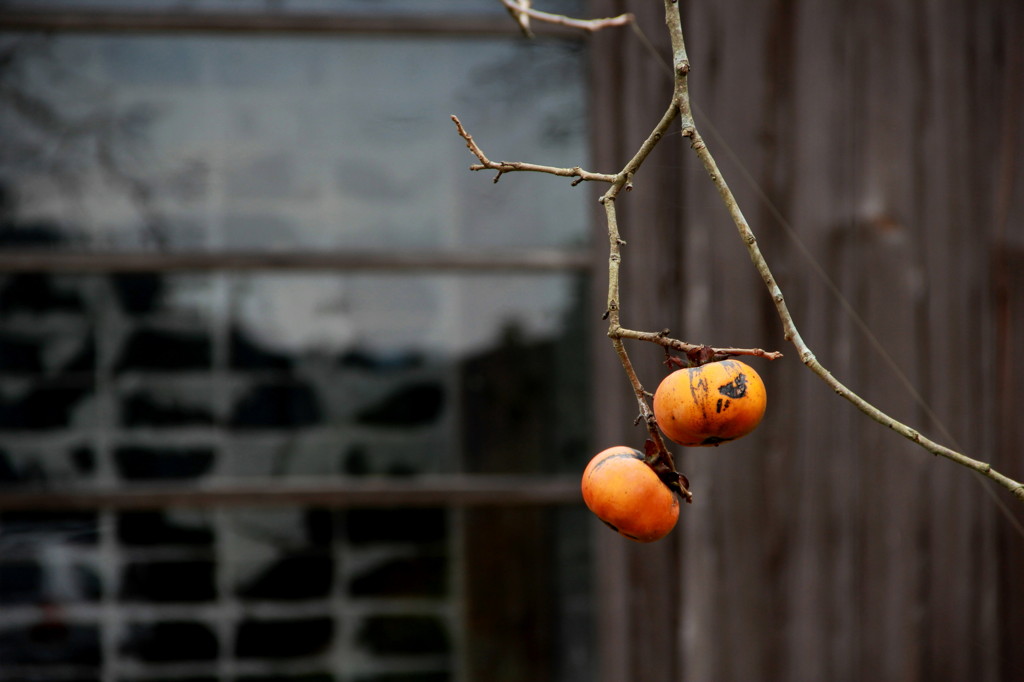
[0,2,594,681]
[1,1,1023,682]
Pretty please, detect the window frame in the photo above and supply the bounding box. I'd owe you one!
[0,8,606,681]
[0,5,593,510]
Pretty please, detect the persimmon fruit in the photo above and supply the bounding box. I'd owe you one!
[581,446,680,542]
[653,359,767,446]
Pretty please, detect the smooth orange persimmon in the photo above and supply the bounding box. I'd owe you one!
[653,359,767,446]
[581,446,680,543]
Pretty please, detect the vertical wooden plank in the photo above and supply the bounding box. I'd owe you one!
[994,249,1024,682]
[842,2,928,680]
[991,2,1024,675]
[785,3,863,680]
[992,6,1024,682]
[915,2,1002,680]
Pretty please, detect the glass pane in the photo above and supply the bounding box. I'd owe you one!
[0,32,589,252]
[0,503,591,680]
[0,271,593,679]
[0,17,595,682]
[1,271,589,483]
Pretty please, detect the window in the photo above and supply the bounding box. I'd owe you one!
[0,4,595,681]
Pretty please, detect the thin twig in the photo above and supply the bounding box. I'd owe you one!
[614,327,784,361]
[661,0,1024,503]
[498,0,634,33]
[451,114,616,185]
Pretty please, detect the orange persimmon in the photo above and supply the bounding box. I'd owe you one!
[653,359,767,446]
[581,446,680,542]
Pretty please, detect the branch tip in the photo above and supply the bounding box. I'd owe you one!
[499,0,634,33]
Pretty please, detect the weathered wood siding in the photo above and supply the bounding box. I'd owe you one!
[589,1,1024,680]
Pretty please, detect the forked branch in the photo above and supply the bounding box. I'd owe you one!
[452,5,786,504]
[453,108,784,498]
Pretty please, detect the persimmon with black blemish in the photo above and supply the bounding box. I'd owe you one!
[653,359,767,446]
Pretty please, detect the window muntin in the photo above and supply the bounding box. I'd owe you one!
[1,0,586,15]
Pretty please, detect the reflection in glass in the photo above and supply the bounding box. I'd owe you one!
[0,271,587,478]
[0,32,589,252]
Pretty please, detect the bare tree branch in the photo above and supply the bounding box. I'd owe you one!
[455,0,1024,505]
[498,0,633,33]
[614,327,784,362]
[451,114,616,185]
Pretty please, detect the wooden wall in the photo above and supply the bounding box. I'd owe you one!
[588,1,1024,680]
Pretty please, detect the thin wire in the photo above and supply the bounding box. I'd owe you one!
[626,20,1024,536]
